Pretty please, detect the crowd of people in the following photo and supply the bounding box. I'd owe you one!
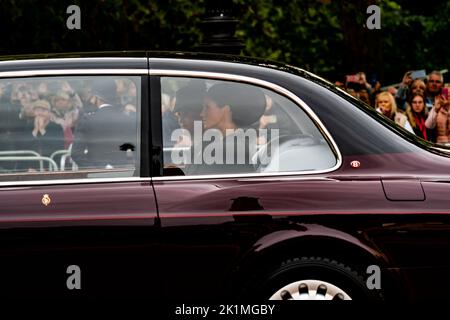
[338,70,450,144]
[0,77,138,172]
[1,68,448,175]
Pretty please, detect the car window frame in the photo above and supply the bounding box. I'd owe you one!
[0,68,151,187]
[150,70,343,180]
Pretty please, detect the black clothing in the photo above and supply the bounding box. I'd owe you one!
[0,102,24,151]
[26,122,65,157]
[412,125,433,142]
[72,105,137,169]
[184,130,257,175]
[8,120,64,172]
[162,111,180,148]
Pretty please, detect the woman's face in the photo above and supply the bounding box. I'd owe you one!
[411,81,426,96]
[411,96,425,113]
[201,97,227,130]
[377,96,392,116]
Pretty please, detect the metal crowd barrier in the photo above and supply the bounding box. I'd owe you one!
[0,150,60,171]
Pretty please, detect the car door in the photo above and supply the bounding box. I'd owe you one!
[150,70,388,300]
[0,71,161,301]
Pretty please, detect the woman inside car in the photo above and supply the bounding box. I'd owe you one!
[185,81,266,175]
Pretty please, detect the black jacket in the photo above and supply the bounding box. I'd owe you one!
[72,105,137,169]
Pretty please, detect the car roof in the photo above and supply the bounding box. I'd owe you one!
[0,50,309,77]
[0,50,277,65]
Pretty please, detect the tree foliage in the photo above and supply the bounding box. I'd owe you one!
[0,0,448,84]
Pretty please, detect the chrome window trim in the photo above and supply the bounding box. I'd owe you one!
[0,67,342,185]
[0,177,151,188]
[0,57,147,65]
[151,69,342,181]
[0,69,148,78]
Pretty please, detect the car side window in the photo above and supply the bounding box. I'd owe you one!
[161,76,337,176]
[0,76,140,181]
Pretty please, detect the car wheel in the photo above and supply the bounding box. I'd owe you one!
[254,257,382,301]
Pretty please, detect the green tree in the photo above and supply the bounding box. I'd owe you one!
[0,0,448,84]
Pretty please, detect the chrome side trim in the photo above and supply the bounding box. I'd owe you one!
[150,69,343,181]
[0,69,148,78]
[152,171,334,182]
[0,177,151,187]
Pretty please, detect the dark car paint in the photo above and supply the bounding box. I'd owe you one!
[1,52,450,300]
[148,55,450,300]
[0,181,160,301]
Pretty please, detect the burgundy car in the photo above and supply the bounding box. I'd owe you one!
[0,52,449,301]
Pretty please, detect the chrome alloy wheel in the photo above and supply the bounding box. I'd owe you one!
[269,279,352,300]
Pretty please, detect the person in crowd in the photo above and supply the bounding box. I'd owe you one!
[0,82,20,152]
[12,99,65,172]
[0,82,29,172]
[410,79,426,97]
[346,82,364,99]
[405,93,431,141]
[12,83,38,122]
[50,81,83,149]
[36,80,60,101]
[369,81,382,107]
[116,78,137,115]
[425,94,450,144]
[115,79,128,102]
[123,81,137,115]
[376,91,413,133]
[345,72,374,106]
[387,86,398,97]
[27,99,65,157]
[395,71,414,111]
[356,72,373,95]
[36,80,51,100]
[72,79,136,169]
[425,71,444,109]
[78,82,99,115]
[346,88,358,98]
[357,89,371,106]
[334,81,345,89]
[7,84,39,152]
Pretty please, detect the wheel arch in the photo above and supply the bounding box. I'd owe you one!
[232,225,407,300]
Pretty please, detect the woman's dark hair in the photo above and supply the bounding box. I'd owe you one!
[174,80,207,114]
[206,82,266,127]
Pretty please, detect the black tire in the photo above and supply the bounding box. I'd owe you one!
[247,257,383,301]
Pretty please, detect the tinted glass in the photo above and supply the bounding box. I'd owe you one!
[0,76,140,181]
[161,77,336,176]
